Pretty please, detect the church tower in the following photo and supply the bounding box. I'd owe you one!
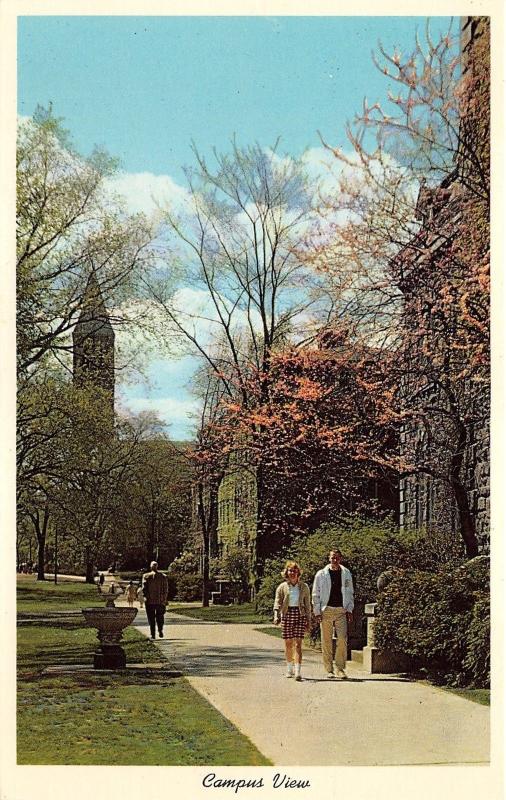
[72,271,115,423]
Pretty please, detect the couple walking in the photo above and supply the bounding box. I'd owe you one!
[273,549,354,682]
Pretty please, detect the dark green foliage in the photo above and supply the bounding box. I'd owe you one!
[173,573,202,602]
[374,563,490,687]
[462,592,490,686]
[254,557,286,618]
[167,551,201,601]
[218,546,253,603]
[166,573,177,600]
[255,516,463,618]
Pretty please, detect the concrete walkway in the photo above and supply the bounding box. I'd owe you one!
[132,608,489,766]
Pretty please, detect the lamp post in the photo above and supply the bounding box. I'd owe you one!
[54,525,58,584]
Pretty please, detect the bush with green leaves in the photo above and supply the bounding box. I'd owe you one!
[173,573,203,602]
[167,551,201,601]
[217,546,253,603]
[373,559,489,687]
[255,516,464,619]
[254,556,286,618]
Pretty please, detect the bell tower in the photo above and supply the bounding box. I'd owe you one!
[72,271,115,423]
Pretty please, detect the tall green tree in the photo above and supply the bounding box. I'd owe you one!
[17,105,155,380]
[148,141,332,572]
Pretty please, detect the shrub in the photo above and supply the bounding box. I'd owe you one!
[374,562,490,687]
[174,573,202,602]
[255,557,286,617]
[256,516,462,619]
[168,551,201,601]
[462,592,490,686]
[168,551,200,575]
[217,547,252,603]
[166,573,178,600]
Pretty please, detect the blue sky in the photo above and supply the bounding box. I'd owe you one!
[18,15,453,439]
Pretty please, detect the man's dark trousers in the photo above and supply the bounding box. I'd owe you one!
[146,603,165,638]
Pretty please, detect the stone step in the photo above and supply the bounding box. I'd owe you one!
[351,649,363,664]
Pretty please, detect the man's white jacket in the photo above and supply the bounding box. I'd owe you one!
[312,564,354,615]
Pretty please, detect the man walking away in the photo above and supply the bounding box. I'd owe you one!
[142,561,169,640]
[312,549,354,679]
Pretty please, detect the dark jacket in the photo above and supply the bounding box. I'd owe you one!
[142,570,168,605]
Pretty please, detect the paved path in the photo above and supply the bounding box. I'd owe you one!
[132,608,489,766]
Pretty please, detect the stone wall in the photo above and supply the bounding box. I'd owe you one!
[398,17,490,555]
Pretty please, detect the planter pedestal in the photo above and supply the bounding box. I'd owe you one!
[82,605,138,671]
[94,645,127,670]
[363,603,411,674]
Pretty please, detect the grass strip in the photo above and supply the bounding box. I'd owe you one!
[254,626,282,638]
[442,687,490,706]
[169,602,268,624]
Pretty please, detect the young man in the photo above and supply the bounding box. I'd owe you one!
[312,549,354,679]
[142,561,169,640]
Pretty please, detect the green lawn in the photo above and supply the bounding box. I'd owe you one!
[170,602,268,624]
[443,687,490,706]
[255,626,282,638]
[17,579,271,765]
[17,576,103,612]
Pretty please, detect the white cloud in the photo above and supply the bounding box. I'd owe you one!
[118,395,200,434]
[106,171,191,220]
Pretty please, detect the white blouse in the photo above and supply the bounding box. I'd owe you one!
[288,583,300,607]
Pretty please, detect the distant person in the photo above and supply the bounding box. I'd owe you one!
[99,573,105,588]
[142,561,169,640]
[136,584,145,608]
[126,581,137,607]
[273,561,312,681]
[312,549,354,679]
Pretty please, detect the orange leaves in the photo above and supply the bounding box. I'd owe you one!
[291,376,329,402]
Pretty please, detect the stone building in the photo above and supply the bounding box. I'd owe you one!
[216,457,257,559]
[397,17,490,556]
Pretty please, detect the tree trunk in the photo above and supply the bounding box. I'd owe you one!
[208,491,219,559]
[202,548,210,607]
[197,481,211,607]
[146,513,156,566]
[452,478,479,557]
[254,463,283,582]
[85,546,95,583]
[37,537,46,580]
[31,504,50,581]
[450,424,479,557]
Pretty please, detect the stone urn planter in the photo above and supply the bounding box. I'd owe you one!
[82,584,138,669]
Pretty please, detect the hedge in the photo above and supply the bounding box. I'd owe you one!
[374,560,490,687]
[255,516,465,619]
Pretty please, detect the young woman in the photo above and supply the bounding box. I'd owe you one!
[125,581,137,607]
[273,561,312,681]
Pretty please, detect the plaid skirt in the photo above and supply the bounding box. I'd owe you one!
[281,607,307,639]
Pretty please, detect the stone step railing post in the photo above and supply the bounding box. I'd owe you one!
[362,602,410,674]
